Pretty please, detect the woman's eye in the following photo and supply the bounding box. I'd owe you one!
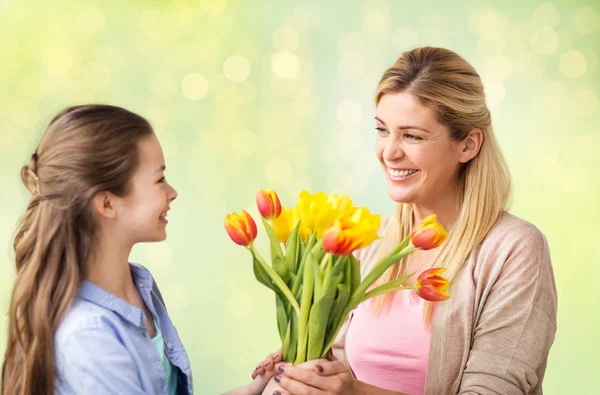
[376,127,388,135]
[404,133,423,141]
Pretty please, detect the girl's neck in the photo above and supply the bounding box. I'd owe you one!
[85,233,138,304]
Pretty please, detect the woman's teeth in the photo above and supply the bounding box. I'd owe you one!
[388,169,419,178]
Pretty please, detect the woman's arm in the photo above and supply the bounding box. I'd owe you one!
[457,225,557,393]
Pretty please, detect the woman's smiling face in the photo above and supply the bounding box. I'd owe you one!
[375,91,466,205]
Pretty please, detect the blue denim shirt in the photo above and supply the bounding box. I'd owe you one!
[54,263,193,394]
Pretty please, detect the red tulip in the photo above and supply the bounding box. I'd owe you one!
[411,214,448,250]
[224,210,258,246]
[256,189,282,220]
[415,268,450,301]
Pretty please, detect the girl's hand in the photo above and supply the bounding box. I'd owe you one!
[247,349,282,395]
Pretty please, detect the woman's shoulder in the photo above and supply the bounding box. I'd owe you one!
[481,212,548,252]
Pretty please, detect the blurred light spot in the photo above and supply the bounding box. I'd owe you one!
[273,26,299,51]
[572,89,599,117]
[483,80,505,108]
[531,27,559,55]
[555,29,574,52]
[532,3,560,29]
[240,81,258,105]
[181,73,209,100]
[43,47,72,75]
[484,56,513,82]
[470,7,508,37]
[513,54,546,79]
[362,7,390,38]
[200,0,227,15]
[580,48,598,74]
[231,129,257,156]
[291,4,320,32]
[337,100,363,126]
[223,55,250,83]
[140,9,164,37]
[151,73,178,100]
[265,157,292,183]
[572,6,600,35]
[271,51,299,79]
[82,63,111,91]
[10,99,39,129]
[339,52,366,79]
[227,291,254,319]
[559,50,587,79]
[352,149,379,177]
[146,243,172,269]
[391,27,420,51]
[338,32,367,53]
[77,6,106,34]
[477,34,506,55]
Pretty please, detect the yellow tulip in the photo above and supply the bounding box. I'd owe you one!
[322,207,381,255]
[273,206,293,242]
[411,214,448,250]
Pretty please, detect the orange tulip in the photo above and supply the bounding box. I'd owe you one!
[256,189,282,220]
[224,210,258,246]
[411,214,448,250]
[415,268,450,301]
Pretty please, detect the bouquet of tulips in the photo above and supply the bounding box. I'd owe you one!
[224,190,450,364]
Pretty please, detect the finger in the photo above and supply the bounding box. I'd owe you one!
[275,373,327,395]
[278,364,331,390]
[313,361,348,376]
[273,349,283,363]
[326,348,338,361]
[251,362,265,379]
[264,355,275,371]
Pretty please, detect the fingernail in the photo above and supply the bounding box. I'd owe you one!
[274,374,281,383]
[277,365,285,373]
[316,365,324,373]
[265,361,271,367]
[273,392,281,395]
[273,353,280,359]
[255,364,261,370]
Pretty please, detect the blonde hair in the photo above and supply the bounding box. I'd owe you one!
[2,105,154,395]
[370,47,511,323]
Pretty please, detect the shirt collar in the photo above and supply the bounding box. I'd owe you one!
[78,263,151,329]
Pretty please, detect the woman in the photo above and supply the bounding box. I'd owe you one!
[263,47,557,394]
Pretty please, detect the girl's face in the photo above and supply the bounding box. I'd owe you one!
[375,92,465,206]
[117,133,178,244]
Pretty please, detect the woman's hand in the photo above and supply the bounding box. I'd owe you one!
[272,358,358,395]
[247,349,282,395]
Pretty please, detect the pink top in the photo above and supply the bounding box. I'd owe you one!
[345,290,431,395]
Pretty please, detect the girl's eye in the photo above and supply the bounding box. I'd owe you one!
[404,133,423,141]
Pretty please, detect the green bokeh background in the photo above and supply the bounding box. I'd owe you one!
[1,0,598,393]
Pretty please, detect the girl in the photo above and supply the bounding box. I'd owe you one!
[1,105,273,395]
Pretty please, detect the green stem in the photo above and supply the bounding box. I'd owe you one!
[249,245,300,316]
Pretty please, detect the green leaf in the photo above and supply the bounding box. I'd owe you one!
[306,290,336,360]
[282,313,298,363]
[295,250,314,365]
[349,254,361,296]
[326,284,350,336]
[284,222,301,275]
[275,294,288,343]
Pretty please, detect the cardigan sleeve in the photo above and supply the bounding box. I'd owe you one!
[458,223,558,394]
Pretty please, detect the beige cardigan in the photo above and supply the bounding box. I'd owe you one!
[333,213,557,394]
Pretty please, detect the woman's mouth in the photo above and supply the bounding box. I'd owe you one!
[387,168,421,181]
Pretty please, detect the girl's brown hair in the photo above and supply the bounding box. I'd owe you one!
[2,105,154,395]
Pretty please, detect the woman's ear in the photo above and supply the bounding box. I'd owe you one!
[459,128,484,163]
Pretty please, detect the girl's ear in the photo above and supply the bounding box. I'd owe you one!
[91,192,117,220]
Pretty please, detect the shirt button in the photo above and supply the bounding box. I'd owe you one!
[167,342,173,350]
